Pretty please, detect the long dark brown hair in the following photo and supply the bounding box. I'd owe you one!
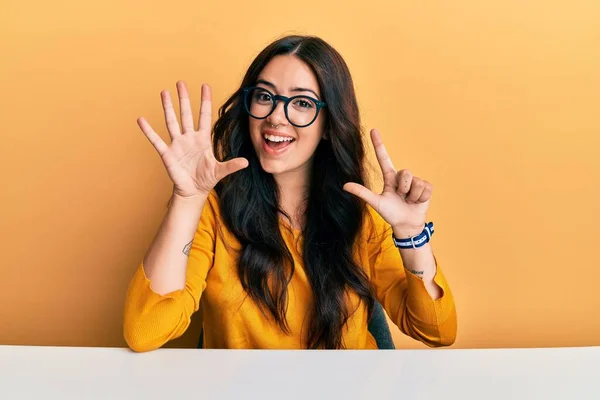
[212,35,375,349]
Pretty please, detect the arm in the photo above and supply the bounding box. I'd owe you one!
[368,209,457,347]
[392,225,442,300]
[123,190,218,352]
[342,128,456,346]
[143,192,208,295]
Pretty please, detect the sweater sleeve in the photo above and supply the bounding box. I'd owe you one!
[122,191,219,352]
[366,206,457,347]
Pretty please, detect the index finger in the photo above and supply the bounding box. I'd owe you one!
[197,84,212,134]
[371,129,396,181]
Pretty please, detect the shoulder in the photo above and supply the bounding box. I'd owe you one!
[197,189,223,233]
[354,204,393,261]
[363,204,392,244]
[200,188,242,253]
[205,188,220,210]
[199,188,222,217]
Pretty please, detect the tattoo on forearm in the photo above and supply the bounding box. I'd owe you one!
[409,269,424,279]
[182,239,193,256]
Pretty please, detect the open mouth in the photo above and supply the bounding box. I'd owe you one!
[263,136,295,153]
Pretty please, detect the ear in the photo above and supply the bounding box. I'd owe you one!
[322,130,330,140]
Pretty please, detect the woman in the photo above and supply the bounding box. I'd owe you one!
[123,35,457,351]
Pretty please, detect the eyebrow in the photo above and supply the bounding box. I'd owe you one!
[255,79,321,100]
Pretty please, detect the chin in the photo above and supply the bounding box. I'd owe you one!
[259,159,288,175]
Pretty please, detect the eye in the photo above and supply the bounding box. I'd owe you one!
[252,89,273,105]
[255,92,271,102]
[293,98,315,109]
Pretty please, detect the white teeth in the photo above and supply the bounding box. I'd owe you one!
[264,134,294,142]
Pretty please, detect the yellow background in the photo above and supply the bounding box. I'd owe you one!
[1,0,598,349]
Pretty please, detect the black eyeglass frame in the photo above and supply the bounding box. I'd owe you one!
[242,86,327,128]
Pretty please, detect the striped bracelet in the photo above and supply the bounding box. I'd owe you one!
[392,222,435,249]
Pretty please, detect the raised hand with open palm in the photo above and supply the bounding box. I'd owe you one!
[137,81,249,199]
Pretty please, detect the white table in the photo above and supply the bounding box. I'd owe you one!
[0,345,598,399]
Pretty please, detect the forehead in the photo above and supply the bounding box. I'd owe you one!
[257,55,320,96]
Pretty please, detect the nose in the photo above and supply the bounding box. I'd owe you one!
[266,99,287,127]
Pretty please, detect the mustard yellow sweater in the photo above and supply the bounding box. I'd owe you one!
[123,191,457,351]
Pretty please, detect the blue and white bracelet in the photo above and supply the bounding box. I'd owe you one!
[392,222,435,249]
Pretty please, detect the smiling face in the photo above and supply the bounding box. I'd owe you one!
[248,55,327,179]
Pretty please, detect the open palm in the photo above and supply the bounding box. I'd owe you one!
[137,81,248,199]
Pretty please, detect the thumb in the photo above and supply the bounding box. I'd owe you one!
[343,182,379,208]
[215,157,249,181]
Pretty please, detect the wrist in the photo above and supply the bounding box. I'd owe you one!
[171,191,209,207]
[392,224,424,239]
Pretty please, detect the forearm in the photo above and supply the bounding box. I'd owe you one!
[392,225,442,300]
[143,192,208,295]
[390,226,457,346]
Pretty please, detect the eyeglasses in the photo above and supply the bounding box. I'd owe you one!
[242,86,327,128]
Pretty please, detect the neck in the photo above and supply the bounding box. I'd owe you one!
[273,164,312,227]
